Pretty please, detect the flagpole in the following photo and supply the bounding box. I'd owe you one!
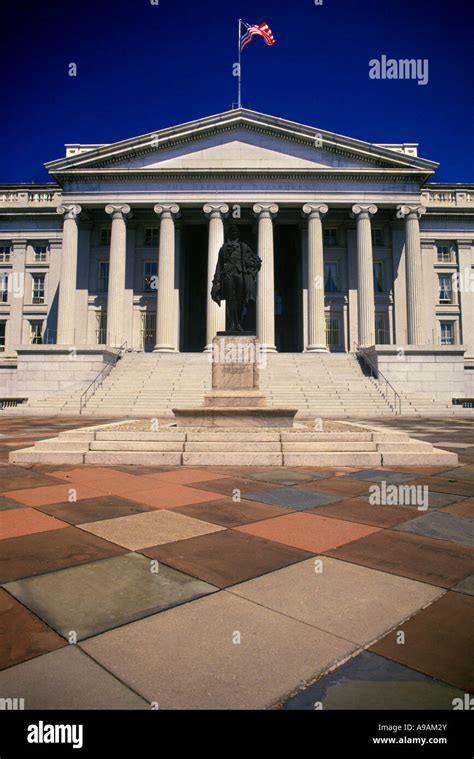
[238,18,242,108]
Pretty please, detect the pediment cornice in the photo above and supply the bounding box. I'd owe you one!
[45,109,438,179]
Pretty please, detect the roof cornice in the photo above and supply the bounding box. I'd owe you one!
[45,108,438,177]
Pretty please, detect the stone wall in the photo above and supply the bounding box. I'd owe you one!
[365,345,467,402]
[0,361,19,397]
[11,346,120,400]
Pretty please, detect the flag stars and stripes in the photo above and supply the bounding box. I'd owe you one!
[241,22,276,52]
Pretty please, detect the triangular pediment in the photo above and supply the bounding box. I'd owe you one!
[45,109,438,178]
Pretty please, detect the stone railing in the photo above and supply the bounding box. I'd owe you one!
[421,189,474,207]
[0,189,62,207]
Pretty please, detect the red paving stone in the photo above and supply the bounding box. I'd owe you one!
[236,512,381,553]
[141,469,231,485]
[0,589,66,669]
[3,483,107,507]
[0,508,68,539]
[123,484,225,509]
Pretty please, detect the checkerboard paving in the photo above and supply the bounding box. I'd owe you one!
[0,416,473,710]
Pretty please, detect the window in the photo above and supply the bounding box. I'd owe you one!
[440,321,454,345]
[144,228,159,247]
[0,321,5,351]
[375,312,390,344]
[438,274,453,304]
[99,228,111,246]
[372,228,383,246]
[437,243,456,263]
[373,261,385,293]
[143,261,158,291]
[96,312,107,344]
[324,262,339,293]
[30,320,43,345]
[141,312,156,349]
[34,245,48,262]
[98,261,109,293]
[31,274,45,304]
[325,312,341,348]
[0,245,11,263]
[323,228,337,246]
[0,273,9,303]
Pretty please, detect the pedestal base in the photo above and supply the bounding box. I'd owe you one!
[172,407,298,428]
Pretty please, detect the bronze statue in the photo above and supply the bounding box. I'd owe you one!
[211,225,262,331]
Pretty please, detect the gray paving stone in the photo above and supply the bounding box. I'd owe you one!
[282,651,465,710]
[395,511,474,547]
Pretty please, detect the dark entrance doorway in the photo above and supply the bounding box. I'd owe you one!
[274,224,303,352]
[180,224,207,352]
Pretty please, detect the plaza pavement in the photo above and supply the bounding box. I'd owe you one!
[0,416,472,710]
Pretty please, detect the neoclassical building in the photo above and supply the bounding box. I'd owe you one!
[0,109,473,401]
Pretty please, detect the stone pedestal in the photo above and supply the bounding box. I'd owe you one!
[205,334,266,408]
[173,334,297,427]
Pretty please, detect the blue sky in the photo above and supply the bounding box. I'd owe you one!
[2,0,473,183]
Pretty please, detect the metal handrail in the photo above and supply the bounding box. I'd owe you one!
[79,341,128,414]
[352,341,402,415]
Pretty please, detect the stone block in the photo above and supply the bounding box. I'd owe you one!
[282,442,377,452]
[182,452,283,466]
[184,442,282,452]
[376,442,432,452]
[9,448,86,465]
[185,432,280,442]
[280,432,373,442]
[283,453,381,467]
[90,441,184,452]
[85,452,182,465]
[95,431,186,442]
[34,440,91,452]
[371,433,410,442]
[172,407,297,428]
[381,449,458,466]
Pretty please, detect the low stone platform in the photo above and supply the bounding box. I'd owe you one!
[9,422,458,467]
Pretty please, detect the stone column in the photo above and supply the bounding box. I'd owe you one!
[352,204,377,346]
[105,204,131,347]
[303,203,329,351]
[57,204,82,344]
[253,203,278,352]
[203,203,229,350]
[8,239,27,350]
[399,205,426,345]
[153,204,180,352]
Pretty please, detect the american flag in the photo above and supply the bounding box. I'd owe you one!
[240,22,276,52]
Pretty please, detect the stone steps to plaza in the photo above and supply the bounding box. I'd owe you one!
[9,424,458,467]
[16,351,472,417]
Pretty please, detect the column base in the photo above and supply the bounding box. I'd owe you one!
[153,345,178,353]
[305,344,329,353]
[259,344,277,353]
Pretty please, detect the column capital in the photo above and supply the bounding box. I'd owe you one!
[203,203,229,219]
[302,203,328,219]
[57,204,82,221]
[351,204,378,219]
[253,203,279,219]
[397,204,426,220]
[154,204,180,219]
[105,204,131,220]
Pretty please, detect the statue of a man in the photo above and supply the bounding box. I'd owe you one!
[211,224,262,331]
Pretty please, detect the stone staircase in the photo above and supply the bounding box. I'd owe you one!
[17,351,471,417]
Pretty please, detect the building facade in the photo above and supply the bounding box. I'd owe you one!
[0,109,473,399]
